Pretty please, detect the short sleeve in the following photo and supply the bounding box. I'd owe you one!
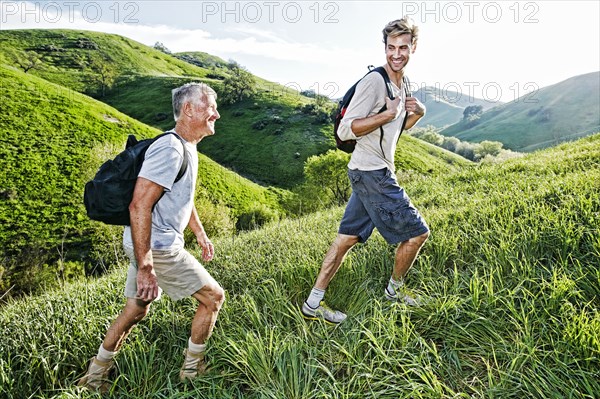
[138,135,185,191]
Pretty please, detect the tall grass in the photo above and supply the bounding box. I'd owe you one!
[1,135,598,398]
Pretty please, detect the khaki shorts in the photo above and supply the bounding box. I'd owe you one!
[124,245,219,301]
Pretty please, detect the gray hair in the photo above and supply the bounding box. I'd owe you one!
[172,82,217,122]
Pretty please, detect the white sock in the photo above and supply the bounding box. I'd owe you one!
[188,337,206,354]
[96,344,117,363]
[184,338,206,370]
[386,277,403,296]
[305,287,325,309]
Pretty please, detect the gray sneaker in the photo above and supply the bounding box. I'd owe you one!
[301,301,347,324]
[385,287,421,306]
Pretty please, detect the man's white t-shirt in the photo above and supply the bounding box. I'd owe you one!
[123,132,198,250]
[337,71,407,172]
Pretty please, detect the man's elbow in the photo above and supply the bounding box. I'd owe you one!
[338,121,358,140]
[128,197,151,219]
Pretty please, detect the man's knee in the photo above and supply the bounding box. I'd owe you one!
[212,286,225,310]
[400,231,430,248]
[123,298,151,324]
[412,230,430,246]
[195,284,225,312]
[336,233,360,250]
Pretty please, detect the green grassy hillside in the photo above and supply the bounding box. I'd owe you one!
[0,29,470,188]
[175,51,230,69]
[0,29,211,92]
[0,65,283,294]
[413,86,498,128]
[395,134,471,173]
[440,72,600,151]
[1,134,598,398]
[0,29,331,187]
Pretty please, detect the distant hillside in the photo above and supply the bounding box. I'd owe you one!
[0,29,213,93]
[175,51,229,69]
[0,65,283,295]
[0,29,332,187]
[0,29,470,188]
[413,86,498,128]
[439,72,600,151]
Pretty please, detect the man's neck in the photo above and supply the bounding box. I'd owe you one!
[383,64,404,88]
[172,124,199,145]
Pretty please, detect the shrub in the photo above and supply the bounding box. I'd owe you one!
[236,202,280,231]
[187,197,236,242]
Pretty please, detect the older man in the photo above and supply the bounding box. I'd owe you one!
[79,82,224,391]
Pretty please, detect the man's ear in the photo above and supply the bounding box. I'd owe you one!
[182,101,193,118]
[411,42,418,53]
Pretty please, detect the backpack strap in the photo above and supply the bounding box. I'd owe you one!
[158,131,189,183]
[129,131,189,184]
[397,75,412,143]
[371,67,396,160]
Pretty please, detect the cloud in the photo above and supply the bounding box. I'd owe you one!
[1,1,349,65]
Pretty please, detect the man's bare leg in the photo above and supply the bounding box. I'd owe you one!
[180,284,225,380]
[302,234,359,324]
[386,231,430,303]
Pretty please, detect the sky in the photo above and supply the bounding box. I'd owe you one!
[1,0,599,104]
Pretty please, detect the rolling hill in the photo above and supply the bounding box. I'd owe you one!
[0,29,213,91]
[0,29,470,188]
[413,86,498,128]
[439,72,600,151]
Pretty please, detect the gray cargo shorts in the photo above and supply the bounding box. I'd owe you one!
[338,168,429,245]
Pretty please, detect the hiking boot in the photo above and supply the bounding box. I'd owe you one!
[301,301,347,324]
[385,287,421,306]
[77,357,114,393]
[179,349,208,381]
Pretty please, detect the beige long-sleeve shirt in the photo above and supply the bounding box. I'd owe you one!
[337,71,407,172]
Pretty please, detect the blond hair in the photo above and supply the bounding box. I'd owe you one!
[382,17,419,46]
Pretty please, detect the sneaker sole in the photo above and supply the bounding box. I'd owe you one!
[300,309,343,325]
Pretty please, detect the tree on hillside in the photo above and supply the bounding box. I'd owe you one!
[463,105,483,120]
[463,105,484,128]
[475,140,503,160]
[85,55,117,97]
[220,61,256,104]
[16,51,42,73]
[304,150,352,206]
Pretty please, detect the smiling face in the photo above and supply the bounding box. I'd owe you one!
[385,33,414,73]
[189,94,220,141]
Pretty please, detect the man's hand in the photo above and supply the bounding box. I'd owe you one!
[136,265,159,302]
[384,96,402,121]
[405,96,426,116]
[197,233,214,262]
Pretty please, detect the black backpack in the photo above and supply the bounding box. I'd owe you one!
[83,131,188,226]
[333,66,411,157]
